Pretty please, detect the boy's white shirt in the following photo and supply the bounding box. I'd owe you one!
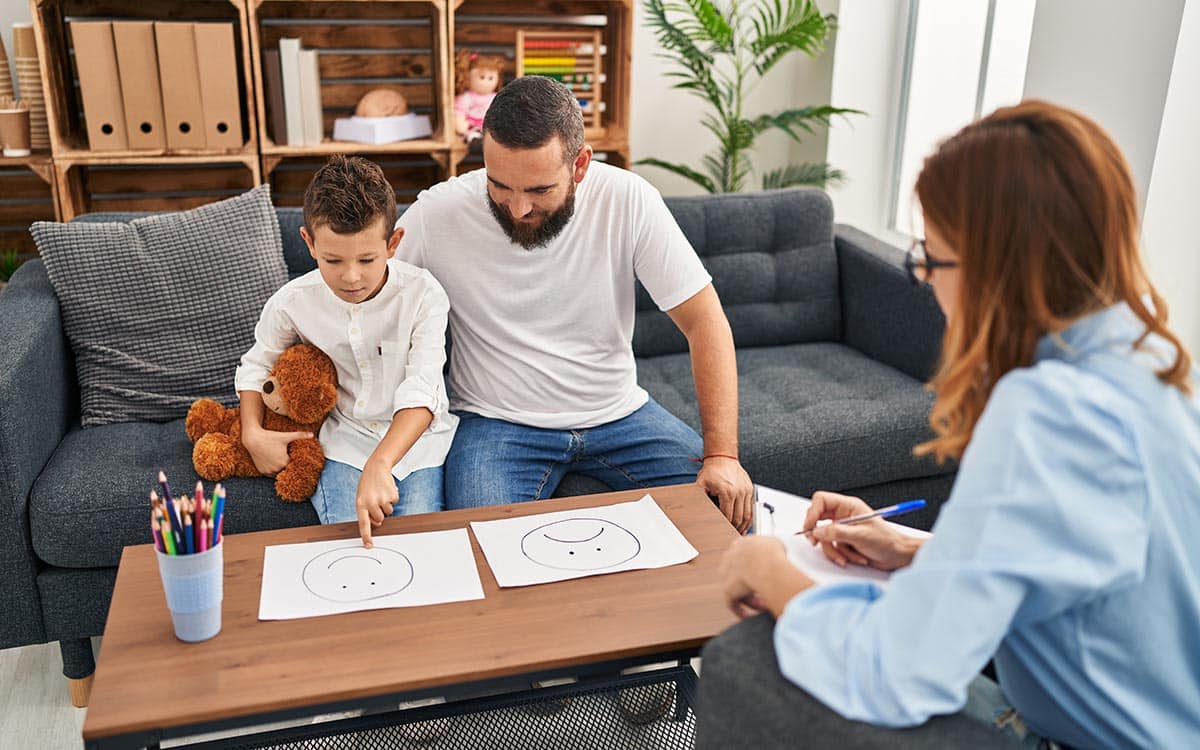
[235,258,458,481]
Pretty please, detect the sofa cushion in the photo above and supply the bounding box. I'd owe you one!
[637,342,944,494]
[634,189,839,358]
[30,185,287,426]
[30,420,317,569]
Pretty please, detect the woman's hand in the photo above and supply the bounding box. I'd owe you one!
[720,535,814,619]
[804,491,924,571]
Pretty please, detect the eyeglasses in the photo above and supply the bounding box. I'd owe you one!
[905,238,959,286]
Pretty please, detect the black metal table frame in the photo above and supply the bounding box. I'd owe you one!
[84,648,701,749]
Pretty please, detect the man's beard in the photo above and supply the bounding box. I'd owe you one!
[487,183,577,250]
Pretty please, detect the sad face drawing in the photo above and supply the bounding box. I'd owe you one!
[302,546,415,603]
[520,518,642,571]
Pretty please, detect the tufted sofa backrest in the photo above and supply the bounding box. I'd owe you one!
[634,188,838,357]
[89,186,840,358]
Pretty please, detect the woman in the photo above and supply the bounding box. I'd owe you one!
[714,100,1200,748]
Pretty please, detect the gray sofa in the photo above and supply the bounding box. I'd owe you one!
[0,187,950,694]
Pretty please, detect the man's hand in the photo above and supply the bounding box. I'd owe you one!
[697,456,755,534]
[719,535,811,619]
[356,460,399,548]
[803,491,923,571]
[242,427,313,476]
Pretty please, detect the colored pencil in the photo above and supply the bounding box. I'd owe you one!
[183,512,195,555]
[150,510,163,552]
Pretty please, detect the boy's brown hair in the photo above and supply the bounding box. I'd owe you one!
[303,155,396,238]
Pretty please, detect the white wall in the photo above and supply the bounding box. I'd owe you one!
[1023,0,1185,214]
[630,0,840,196]
[1142,0,1200,355]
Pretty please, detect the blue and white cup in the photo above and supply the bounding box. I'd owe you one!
[155,543,223,642]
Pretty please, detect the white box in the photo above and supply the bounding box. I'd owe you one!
[332,114,433,144]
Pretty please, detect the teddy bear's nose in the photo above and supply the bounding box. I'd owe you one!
[263,381,274,394]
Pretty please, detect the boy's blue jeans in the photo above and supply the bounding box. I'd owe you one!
[444,398,704,509]
[312,459,444,524]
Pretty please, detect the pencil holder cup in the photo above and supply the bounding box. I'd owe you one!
[156,542,223,642]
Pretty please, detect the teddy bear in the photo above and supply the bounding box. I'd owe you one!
[185,343,338,502]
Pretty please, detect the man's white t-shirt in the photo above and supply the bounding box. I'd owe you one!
[395,161,711,430]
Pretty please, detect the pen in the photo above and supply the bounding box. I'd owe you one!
[796,499,926,536]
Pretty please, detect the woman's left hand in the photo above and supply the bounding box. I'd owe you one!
[720,535,811,619]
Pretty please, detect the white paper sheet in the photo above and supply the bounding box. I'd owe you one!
[754,485,931,588]
[258,528,484,620]
[470,495,698,588]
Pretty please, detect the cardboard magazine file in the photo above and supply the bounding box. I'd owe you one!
[112,21,167,150]
[69,21,128,150]
[193,22,244,150]
[154,22,207,149]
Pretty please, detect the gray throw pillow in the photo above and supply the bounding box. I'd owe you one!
[31,184,287,426]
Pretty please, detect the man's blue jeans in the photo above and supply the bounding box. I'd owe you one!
[312,459,444,524]
[443,398,705,509]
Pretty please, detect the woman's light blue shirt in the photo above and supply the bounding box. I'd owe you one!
[775,302,1200,749]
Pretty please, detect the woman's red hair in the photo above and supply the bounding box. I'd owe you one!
[914,100,1192,463]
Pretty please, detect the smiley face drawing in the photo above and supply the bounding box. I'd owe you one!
[520,518,642,571]
[301,546,415,603]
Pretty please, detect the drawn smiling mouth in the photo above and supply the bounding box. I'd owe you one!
[543,527,604,543]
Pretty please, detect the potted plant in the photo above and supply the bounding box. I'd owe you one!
[0,249,23,290]
[639,0,860,193]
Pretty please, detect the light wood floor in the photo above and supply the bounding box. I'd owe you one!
[0,641,89,749]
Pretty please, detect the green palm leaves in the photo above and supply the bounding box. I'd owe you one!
[639,0,860,193]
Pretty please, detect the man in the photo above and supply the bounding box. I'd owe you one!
[395,76,754,532]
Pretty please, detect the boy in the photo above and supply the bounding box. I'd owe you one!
[236,155,456,547]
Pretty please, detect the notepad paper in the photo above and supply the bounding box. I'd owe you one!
[258,528,484,620]
[470,495,698,588]
[755,485,931,588]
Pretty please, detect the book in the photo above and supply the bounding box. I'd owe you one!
[278,38,304,146]
[298,48,323,145]
[262,49,287,145]
[332,114,433,145]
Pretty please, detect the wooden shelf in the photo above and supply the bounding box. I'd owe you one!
[31,0,259,161]
[0,155,58,254]
[249,0,455,153]
[9,0,632,241]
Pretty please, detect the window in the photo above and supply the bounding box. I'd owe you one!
[889,0,1037,237]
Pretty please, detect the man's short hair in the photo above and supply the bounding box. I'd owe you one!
[482,76,585,163]
[303,155,396,237]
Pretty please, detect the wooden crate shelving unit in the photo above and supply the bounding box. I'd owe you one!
[53,156,260,221]
[266,151,447,207]
[250,0,454,164]
[30,0,260,162]
[0,155,58,256]
[451,0,632,174]
[15,0,633,232]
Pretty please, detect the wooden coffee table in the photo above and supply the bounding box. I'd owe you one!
[82,484,739,749]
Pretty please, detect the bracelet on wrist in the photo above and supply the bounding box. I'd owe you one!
[702,452,740,462]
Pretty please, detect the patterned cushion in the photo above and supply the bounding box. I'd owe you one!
[30,185,286,426]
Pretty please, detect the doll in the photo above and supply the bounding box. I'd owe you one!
[454,49,505,149]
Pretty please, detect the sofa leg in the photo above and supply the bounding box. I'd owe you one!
[68,674,94,708]
[59,638,96,708]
